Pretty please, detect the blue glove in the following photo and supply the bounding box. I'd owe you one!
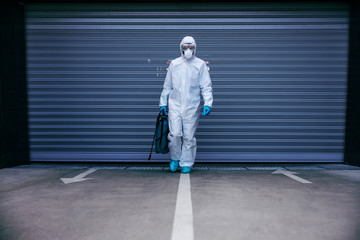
[160,106,167,115]
[202,106,211,116]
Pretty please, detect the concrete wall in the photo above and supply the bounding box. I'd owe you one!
[345,1,360,167]
[0,1,29,168]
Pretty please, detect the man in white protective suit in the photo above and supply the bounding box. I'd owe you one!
[159,36,213,173]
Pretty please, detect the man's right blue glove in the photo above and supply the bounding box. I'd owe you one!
[202,106,211,116]
[160,106,167,115]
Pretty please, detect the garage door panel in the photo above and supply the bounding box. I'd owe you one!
[26,3,348,162]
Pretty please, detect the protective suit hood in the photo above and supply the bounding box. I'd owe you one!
[180,36,196,59]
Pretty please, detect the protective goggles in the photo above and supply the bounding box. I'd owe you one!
[181,44,195,51]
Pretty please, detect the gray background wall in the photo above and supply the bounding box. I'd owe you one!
[1,1,359,167]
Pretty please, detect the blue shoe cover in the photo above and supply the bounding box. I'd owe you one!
[169,160,179,172]
[181,166,191,173]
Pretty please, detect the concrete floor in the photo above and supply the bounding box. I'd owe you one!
[0,163,359,240]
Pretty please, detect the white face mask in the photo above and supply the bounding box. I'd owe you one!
[184,48,193,59]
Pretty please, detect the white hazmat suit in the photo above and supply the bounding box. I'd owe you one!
[159,36,213,168]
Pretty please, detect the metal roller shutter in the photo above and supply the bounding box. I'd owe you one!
[25,3,349,162]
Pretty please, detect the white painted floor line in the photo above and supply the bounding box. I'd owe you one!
[272,169,312,184]
[171,174,194,240]
[60,168,98,184]
[284,173,312,184]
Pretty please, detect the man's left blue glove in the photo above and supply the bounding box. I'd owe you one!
[202,106,211,116]
[160,106,167,115]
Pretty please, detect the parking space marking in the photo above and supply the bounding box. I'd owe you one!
[272,169,312,184]
[171,174,194,240]
[60,168,97,184]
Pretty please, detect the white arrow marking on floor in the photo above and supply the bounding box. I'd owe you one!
[171,173,194,240]
[60,168,97,184]
[272,169,312,184]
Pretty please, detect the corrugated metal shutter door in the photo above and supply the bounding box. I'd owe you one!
[26,3,349,162]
